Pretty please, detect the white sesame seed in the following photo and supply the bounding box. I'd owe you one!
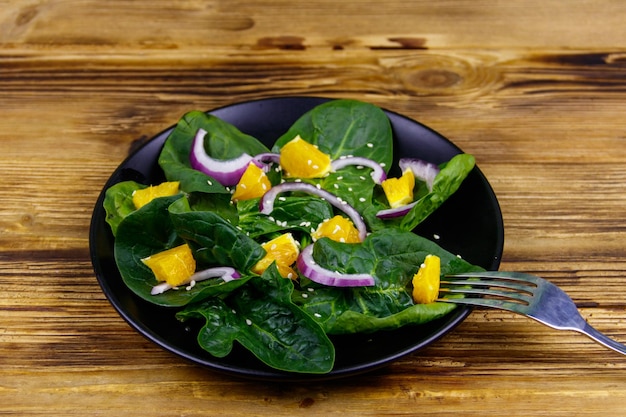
[359,176,366,180]
[359,197,366,202]
[337,176,343,180]
[279,197,286,201]
[232,309,237,314]
[307,160,313,165]
[307,287,315,292]
[186,280,196,291]
[302,293,309,298]
[380,163,386,167]
[367,143,374,148]
[207,180,213,186]
[314,313,322,318]
[245,319,252,326]
[433,234,440,240]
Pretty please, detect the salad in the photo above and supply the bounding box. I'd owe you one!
[103,99,483,374]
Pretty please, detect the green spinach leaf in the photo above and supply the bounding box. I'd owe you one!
[400,154,476,231]
[293,228,483,334]
[158,110,269,193]
[177,265,335,374]
[103,180,146,236]
[272,99,393,167]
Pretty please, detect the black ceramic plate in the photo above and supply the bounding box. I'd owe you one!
[90,97,504,381]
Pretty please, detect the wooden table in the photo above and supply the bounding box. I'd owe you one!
[2,1,625,415]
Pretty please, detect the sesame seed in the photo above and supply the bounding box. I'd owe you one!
[307,160,313,165]
[312,165,319,169]
[262,183,267,190]
[279,197,286,201]
[367,143,374,148]
[270,244,277,250]
[232,309,237,314]
[240,184,247,189]
[314,313,322,318]
[245,319,252,326]
[302,293,309,298]
[380,163,386,167]
[359,197,366,202]
[433,234,440,240]
[359,176,366,180]
[307,287,315,292]
[337,176,343,180]
[207,180,213,186]
[186,280,196,291]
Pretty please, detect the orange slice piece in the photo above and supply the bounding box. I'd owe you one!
[132,181,180,209]
[381,169,415,208]
[279,135,332,178]
[412,254,441,304]
[231,162,272,202]
[251,233,300,279]
[141,243,196,287]
[311,215,361,243]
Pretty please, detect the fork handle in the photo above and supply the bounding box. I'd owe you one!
[578,323,626,355]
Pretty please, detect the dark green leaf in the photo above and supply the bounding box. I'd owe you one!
[177,265,335,373]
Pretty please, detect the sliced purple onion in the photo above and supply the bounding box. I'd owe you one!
[260,182,368,241]
[151,267,241,295]
[297,244,375,287]
[189,128,253,186]
[399,158,439,191]
[252,152,281,173]
[375,201,417,219]
[331,156,387,184]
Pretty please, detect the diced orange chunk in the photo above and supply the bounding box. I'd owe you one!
[132,181,180,209]
[311,215,361,243]
[251,233,300,279]
[381,169,415,208]
[412,254,440,304]
[231,162,272,202]
[279,135,332,178]
[141,244,196,287]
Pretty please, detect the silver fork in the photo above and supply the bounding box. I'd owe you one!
[438,271,626,355]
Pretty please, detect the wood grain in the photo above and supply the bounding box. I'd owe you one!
[1,0,626,415]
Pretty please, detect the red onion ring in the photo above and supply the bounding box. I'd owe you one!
[331,156,387,184]
[259,182,368,241]
[399,158,439,192]
[297,244,375,287]
[151,266,241,295]
[189,128,254,186]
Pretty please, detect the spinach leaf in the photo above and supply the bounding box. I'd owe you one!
[168,196,265,272]
[158,111,269,193]
[177,265,335,374]
[272,99,393,167]
[114,195,185,305]
[114,195,252,307]
[103,180,145,236]
[236,196,334,238]
[293,228,483,334]
[400,154,476,231]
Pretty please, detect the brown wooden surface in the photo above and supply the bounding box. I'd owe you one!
[2,1,626,415]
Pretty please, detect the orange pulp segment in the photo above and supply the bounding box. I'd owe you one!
[411,254,440,304]
[141,243,196,287]
[132,181,180,209]
[381,169,415,208]
[311,215,361,243]
[251,233,300,279]
[279,135,332,178]
[231,162,272,202]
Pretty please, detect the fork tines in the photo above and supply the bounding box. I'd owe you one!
[438,271,541,310]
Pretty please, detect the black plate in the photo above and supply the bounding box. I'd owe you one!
[89,97,504,381]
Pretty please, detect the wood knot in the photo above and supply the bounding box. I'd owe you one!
[406,69,462,89]
[256,36,306,50]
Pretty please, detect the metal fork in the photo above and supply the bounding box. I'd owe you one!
[438,271,626,355]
